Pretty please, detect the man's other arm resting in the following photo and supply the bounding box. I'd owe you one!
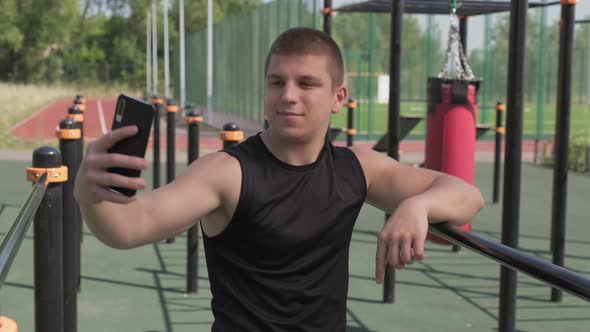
[351,146,484,225]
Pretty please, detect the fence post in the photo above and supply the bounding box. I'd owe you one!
[185,106,203,294]
[56,118,82,332]
[27,146,67,332]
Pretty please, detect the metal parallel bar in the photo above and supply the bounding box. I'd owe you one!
[367,201,590,302]
[551,1,576,302]
[383,0,404,304]
[335,0,560,16]
[500,1,528,331]
[0,173,48,289]
[323,0,332,36]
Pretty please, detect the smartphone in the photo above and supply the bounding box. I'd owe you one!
[107,94,155,197]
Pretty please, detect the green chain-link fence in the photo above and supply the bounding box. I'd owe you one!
[173,1,590,141]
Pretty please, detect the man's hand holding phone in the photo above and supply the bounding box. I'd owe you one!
[75,126,149,205]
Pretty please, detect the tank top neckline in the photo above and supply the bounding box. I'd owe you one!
[254,133,328,173]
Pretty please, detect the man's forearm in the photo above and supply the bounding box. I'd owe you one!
[412,175,484,225]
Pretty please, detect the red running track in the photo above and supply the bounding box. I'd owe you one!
[9,98,224,150]
[10,97,535,154]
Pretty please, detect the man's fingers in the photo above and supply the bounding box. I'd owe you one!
[389,237,402,268]
[400,236,413,265]
[412,237,425,261]
[91,125,139,152]
[89,171,146,191]
[375,234,387,284]
[89,152,148,171]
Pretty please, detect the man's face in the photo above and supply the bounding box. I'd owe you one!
[264,54,346,142]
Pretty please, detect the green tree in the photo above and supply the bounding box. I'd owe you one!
[0,0,24,79]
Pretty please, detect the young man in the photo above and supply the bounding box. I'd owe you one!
[75,27,484,331]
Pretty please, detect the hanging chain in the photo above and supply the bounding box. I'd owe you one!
[437,13,476,80]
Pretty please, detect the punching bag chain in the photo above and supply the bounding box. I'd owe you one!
[438,2,476,80]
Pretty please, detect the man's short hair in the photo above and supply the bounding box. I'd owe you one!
[264,27,344,87]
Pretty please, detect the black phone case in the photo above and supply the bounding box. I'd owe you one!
[107,94,155,196]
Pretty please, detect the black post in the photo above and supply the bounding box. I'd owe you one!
[72,97,86,152]
[165,99,178,244]
[346,99,356,147]
[67,106,84,156]
[57,118,81,332]
[323,0,332,36]
[186,106,202,294]
[221,123,243,150]
[384,0,404,304]
[74,119,83,291]
[186,106,201,164]
[73,97,86,115]
[68,105,85,259]
[75,94,85,106]
[151,96,164,190]
[493,102,505,204]
[551,1,576,302]
[166,99,178,185]
[499,1,528,332]
[32,146,65,332]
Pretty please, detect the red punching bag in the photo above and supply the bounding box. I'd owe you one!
[425,78,480,245]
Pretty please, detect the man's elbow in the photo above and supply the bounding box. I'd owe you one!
[473,187,485,214]
[460,187,485,225]
[451,186,484,227]
[98,232,140,250]
[84,221,141,250]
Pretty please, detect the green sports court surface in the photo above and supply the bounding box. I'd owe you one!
[0,160,588,331]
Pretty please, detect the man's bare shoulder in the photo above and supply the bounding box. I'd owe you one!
[347,145,393,165]
[181,151,241,184]
[347,145,404,187]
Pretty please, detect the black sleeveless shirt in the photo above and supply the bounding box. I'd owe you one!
[202,134,367,331]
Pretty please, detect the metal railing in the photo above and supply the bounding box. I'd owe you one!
[0,173,48,289]
[369,201,590,302]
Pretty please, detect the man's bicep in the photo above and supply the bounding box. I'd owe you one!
[139,152,240,241]
[352,146,439,208]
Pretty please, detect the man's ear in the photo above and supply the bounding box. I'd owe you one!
[331,85,348,114]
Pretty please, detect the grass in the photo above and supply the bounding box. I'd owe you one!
[0,82,138,149]
[330,101,590,141]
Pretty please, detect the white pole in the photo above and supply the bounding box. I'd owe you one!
[146,11,152,97]
[152,0,158,96]
[206,0,213,121]
[179,0,186,109]
[163,0,170,99]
